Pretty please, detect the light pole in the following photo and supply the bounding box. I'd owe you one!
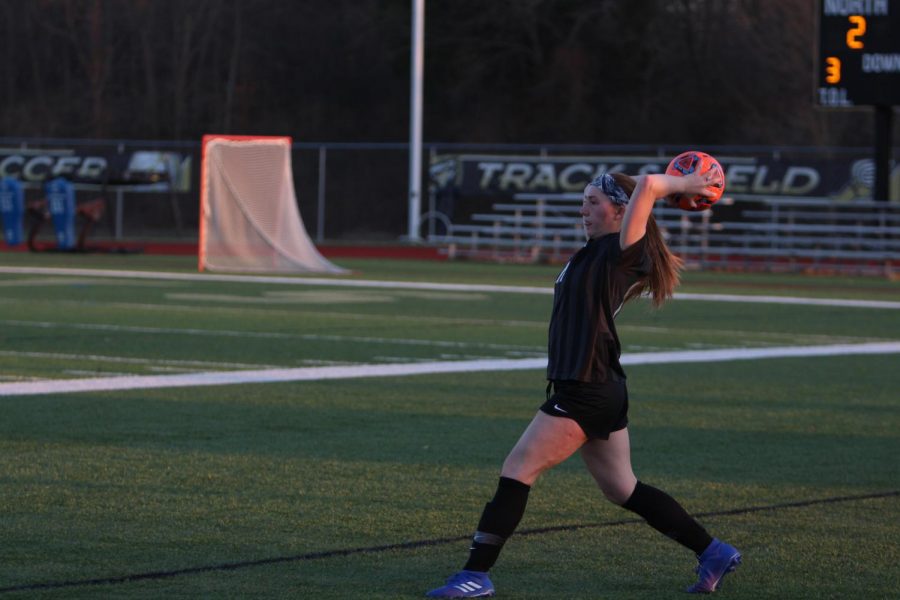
[407,0,424,241]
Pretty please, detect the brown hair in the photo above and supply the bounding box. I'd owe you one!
[611,172,684,308]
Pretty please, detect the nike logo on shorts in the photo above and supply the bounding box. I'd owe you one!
[553,403,568,414]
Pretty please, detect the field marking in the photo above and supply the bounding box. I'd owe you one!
[165,290,491,304]
[0,341,897,397]
[618,324,879,344]
[674,292,900,309]
[0,489,895,594]
[0,266,897,309]
[0,297,550,328]
[4,302,889,341]
[0,350,286,371]
[165,291,397,305]
[2,315,888,352]
[0,319,545,353]
[0,276,184,288]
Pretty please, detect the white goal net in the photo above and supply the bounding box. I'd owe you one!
[199,135,345,273]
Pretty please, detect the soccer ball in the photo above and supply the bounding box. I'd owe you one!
[664,151,725,211]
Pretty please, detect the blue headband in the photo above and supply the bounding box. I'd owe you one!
[590,173,629,206]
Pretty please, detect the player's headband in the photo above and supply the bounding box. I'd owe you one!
[590,173,629,206]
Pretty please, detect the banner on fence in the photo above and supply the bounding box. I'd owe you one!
[430,151,899,202]
[0,144,192,192]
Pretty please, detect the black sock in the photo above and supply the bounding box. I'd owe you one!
[463,476,531,572]
[622,481,713,555]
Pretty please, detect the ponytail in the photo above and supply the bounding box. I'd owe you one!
[624,214,683,308]
[611,173,684,308]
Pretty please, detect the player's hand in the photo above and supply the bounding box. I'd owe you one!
[686,171,719,195]
[664,172,718,208]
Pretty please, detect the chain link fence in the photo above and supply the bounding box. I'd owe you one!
[0,138,896,247]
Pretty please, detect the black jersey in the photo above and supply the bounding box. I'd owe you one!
[546,233,651,384]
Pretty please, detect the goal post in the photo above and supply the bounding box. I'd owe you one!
[199,134,346,274]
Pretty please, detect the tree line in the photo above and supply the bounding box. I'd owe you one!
[0,0,888,146]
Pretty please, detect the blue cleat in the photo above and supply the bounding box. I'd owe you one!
[686,538,742,593]
[425,569,495,598]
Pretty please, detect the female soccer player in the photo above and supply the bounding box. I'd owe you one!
[426,169,741,597]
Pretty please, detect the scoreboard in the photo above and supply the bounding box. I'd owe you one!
[816,0,900,107]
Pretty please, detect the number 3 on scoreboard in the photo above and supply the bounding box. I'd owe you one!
[846,15,866,50]
[825,56,841,84]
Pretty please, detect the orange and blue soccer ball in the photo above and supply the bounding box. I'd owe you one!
[665,151,725,211]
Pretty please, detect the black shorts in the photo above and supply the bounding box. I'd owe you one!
[540,379,629,440]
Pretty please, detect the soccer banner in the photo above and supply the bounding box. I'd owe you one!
[0,144,192,191]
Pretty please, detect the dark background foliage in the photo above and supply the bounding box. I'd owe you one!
[1,0,895,146]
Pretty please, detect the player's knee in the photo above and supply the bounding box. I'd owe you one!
[500,452,545,485]
[599,477,637,505]
[600,486,629,505]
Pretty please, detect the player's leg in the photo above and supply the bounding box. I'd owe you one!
[426,412,587,598]
[581,427,712,549]
[580,428,740,592]
[500,409,588,485]
[577,426,637,504]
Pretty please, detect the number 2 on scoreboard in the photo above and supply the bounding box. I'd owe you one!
[846,15,866,50]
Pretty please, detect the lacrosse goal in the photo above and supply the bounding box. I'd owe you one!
[199,135,345,273]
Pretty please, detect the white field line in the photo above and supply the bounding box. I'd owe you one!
[0,342,897,397]
[2,318,879,351]
[0,277,182,288]
[12,294,900,339]
[618,325,879,345]
[674,292,900,309]
[0,266,897,309]
[0,320,544,353]
[0,350,285,370]
[0,298,549,328]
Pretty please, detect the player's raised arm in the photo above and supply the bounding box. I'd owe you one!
[620,172,715,250]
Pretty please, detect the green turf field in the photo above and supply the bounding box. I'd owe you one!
[0,253,897,598]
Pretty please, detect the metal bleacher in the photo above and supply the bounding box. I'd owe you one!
[430,192,900,276]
